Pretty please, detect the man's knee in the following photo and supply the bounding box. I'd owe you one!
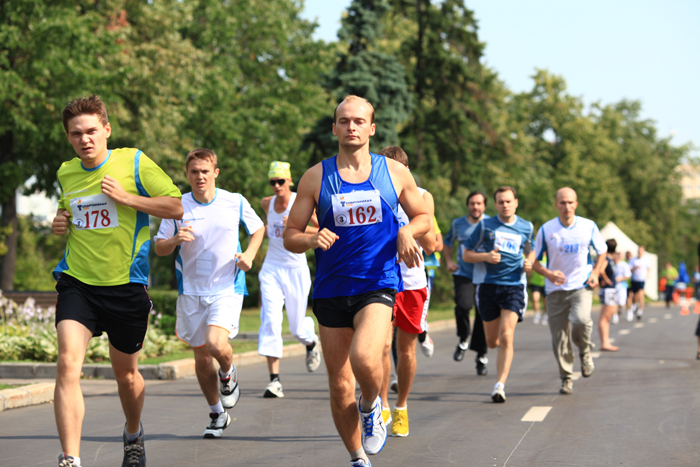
[194,350,213,368]
[486,336,499,348]
[113,363,140,386]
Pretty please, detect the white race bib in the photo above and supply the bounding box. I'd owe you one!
[70,194,119,231]
[494,231,521,255]
[331,190,382,227]
[269,220,285,239]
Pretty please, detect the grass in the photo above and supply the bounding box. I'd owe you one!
[0,383,26,390]
[138,340,295,365]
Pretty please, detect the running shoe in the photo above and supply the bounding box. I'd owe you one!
[57,453,77,467]
[491,383,506,403]
[541,314,549,326]
[263,379,284,398]
[358,396,387,455]
[420,334,434,358]
[580,352,595,378]
[390,379,398,393]
[350,459,372,466]
[219,365,240,409]
[636,308,643,320]
[533,312,541,325]
[453,341,468,361]
[203,411,231,438]
[122,422,146,467]
[381,407,392,426]
[306,338,321,372]
[391,408,409,437]
[626,309,634,322]
[475,354,488,376]
[611,313,619,324]
[559,378,573,395]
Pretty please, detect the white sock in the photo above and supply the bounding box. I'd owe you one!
[350,447,369,464]
[494,382,504,391]
[124,426,141,443]
[71,457,81,466]
[210,400,224,414]
[394,405,407,411]
[458,340,469,350]
[219,365,234,379]
[360,396,378,412]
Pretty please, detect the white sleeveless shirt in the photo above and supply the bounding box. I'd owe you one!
[397,188,427,291]
[263,193,307,268]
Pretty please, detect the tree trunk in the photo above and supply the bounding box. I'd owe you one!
[0,193,18,291]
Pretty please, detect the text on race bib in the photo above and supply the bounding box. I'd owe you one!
[494,231,522,255]
[561,240,581,254]
[269,220,285,238]
[331,190,383,228]
[70,194,119,231]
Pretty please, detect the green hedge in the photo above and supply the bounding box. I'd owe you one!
[148,289,178,335]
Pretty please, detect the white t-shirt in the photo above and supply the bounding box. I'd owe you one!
[263,193,307,268]
[629,255,650,282]
[396,188,427,291]
[155,189,264,296]
[615,261,631,282]
[534,216,607,294]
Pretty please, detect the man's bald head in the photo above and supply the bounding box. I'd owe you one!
[556,187,577,202]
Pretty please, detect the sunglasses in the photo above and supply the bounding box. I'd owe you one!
[269,179,286,187]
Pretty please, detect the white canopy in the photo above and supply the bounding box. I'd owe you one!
[599,221,658,300]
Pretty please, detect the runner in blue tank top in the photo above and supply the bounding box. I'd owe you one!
[463,186,535,404]
[284,96,430,467]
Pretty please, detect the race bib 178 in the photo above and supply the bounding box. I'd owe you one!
[331,190,383,227]
[70,194,119,231]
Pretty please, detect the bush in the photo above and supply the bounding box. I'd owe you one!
[148,289,178,335]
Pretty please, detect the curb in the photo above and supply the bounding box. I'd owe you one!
[0,343,310,382]
[0,382,55,412]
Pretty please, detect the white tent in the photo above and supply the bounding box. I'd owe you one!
[599,221,658,300]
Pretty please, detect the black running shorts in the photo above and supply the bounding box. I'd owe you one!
[55,273,152,354]
[313,288,396,329]
[476,283,526,323]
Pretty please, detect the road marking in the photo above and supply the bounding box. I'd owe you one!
[634,323,644,328]
[659,360,665,364]
[521,406,552,422]
[648,318,658,323]
[571,372,582,381]
[618,329,631,335]
[664,314,672,319]
[591,351,601,358]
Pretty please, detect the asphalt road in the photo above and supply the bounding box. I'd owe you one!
[1,303,699,466]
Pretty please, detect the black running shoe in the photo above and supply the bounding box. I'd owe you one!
[475,354,488,376]
[453,343,467,362]
[122,422,146,467]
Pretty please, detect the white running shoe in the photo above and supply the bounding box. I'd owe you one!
[358,396,387,455]
[611,313,619,324]
[626,309,634,322]
[491,383,506,403]
[541,314,549,326]
[219,366,240,409]
[203,411,231,438]
[533,312,541,325]
[420,334,434,358]
[636,307,643,320]
[350,459,372,466]
[390,379,398,393]
[306,339,321,372]
[263,380,284,398]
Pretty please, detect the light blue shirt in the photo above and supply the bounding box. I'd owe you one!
[444,215,490,279]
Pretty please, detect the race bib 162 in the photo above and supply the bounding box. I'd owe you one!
[331,190,383,227]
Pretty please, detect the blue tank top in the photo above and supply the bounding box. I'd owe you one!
[313,153,401,299]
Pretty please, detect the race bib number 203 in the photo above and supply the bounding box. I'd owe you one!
[331,190,383,227]
[70,194,119,231]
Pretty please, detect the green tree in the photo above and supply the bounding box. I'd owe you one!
[303,0,412,163]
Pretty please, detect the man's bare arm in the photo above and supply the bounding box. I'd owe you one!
[416,191,436,255]
[102,176,183,219]
[283,165,338,253]
[586,252,608,288]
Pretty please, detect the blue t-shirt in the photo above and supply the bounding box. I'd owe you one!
[464,215,535,286]
[313,153,401,299]
[444,215,490,279]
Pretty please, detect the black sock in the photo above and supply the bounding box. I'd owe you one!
[270,373,280,382]
[306,341,316,351]
[417,331,427,343]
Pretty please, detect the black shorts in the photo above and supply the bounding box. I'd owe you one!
[55,273,152,354]
[631,281,645,293]
[476,283,526,323]
[528,285,545,295]
[313,288,396,329]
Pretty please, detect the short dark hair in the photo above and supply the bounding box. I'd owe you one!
[493,186,517,201]
[62,95,108,132]
[185,148,218,170]
[466,191,487,207]
[379,146,409,167]
[606,239,617,253]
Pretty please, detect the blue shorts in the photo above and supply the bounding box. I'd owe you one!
[476,283,527,322]
[631,281,645,293]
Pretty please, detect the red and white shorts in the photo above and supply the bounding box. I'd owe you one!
[393,287,429,334]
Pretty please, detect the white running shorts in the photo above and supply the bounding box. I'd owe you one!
[599,288,618,307]
[176,291,243,348]
[615,284,627,307]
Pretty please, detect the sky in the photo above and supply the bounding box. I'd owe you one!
[300,0,700,152]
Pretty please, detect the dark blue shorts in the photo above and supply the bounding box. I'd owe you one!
[631,281,645,293]
[476,283,526,322]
